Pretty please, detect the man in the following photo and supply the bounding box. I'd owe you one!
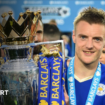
[43,23,62,55]
[31,19,43,43]
[31,17,43,55]
[43,23,60,43]
[64,7,105,105]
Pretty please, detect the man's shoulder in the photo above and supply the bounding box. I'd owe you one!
[101,63,105,73]
[101,63,105,80]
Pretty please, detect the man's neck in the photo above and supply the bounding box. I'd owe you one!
[74,56,99,79]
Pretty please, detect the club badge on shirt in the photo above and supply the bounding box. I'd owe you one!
[96,83,105,96]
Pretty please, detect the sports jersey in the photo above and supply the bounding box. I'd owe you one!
[66,63,105,105]
[65,43,71,57]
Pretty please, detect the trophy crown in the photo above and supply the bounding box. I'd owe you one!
[38,10,41,14]
[34,12,37,16]
[1,10,41,45]
[8,11,13,16]
[1,12,8,18]
[19,12,23,17]
[26,9,32,15]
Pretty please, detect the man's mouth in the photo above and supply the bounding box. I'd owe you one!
[85,51,94,53]
[83,51,95,55]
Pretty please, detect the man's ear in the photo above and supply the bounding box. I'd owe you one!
[72,30,76,43]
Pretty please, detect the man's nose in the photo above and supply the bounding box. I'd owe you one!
[34,35,38,42]
[86,39,93,49]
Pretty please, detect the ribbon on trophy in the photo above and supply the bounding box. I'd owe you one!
[37,43,66,105]
[38,56,50,105]
[62,66,66,105]
[50,56,63,105]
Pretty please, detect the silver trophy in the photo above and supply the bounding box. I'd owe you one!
[0,10,41,105]
[0,10,65,105]
[0,45,38,105]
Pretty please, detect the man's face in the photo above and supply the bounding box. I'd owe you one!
[99,47,105,64]
[31,20,43,42]
[72,20,105,65]
[31,20,43,54]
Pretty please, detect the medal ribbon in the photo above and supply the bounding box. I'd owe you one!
[67,57,101,105]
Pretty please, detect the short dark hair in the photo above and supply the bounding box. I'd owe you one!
[43,24,60,41]
[74,7,105,31]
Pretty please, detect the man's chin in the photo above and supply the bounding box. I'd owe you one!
[79,57,95,65]
[82,60,96,65]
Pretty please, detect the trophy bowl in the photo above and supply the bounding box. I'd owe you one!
[0,45,38,105]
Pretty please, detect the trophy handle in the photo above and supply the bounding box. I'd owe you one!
[28,40,65,72]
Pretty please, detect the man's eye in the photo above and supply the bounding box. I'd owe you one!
[96,39,100,41]
[81,36,86,39]
[94,38,100,42]
[102,50,105,53]
[37,31,42,34]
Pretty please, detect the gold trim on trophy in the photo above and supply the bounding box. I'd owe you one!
[19,12,23,17]
[8,11,13,16]
[1,12,8,18]
[33,54,40,66]
[26,9,32,15]
[40,44,61,57]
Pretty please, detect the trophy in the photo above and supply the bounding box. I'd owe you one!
[0,10,42,105]
[0,10,65,105]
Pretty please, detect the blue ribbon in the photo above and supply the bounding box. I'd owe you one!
[38,57,50,105]
[49,57,63,105]
[67,57,101,105]
[62,71,66,105]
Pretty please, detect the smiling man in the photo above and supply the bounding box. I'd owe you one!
[64,7,105,105]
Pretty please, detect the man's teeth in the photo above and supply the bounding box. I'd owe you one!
[85,52,92,54]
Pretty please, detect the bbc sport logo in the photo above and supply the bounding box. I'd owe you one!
[0,90,9,95]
